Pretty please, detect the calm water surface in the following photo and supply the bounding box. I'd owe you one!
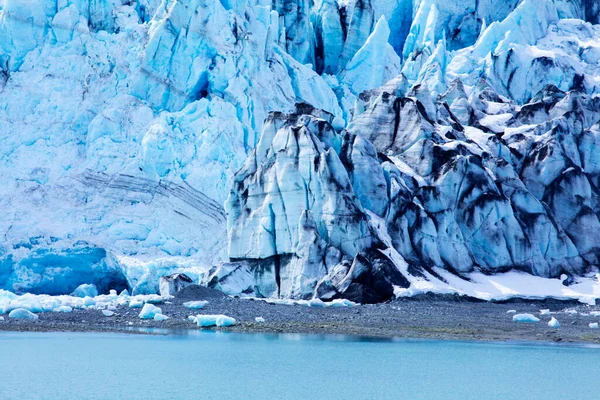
[0,331,598,400]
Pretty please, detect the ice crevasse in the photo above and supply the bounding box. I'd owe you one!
[0,0,600,303]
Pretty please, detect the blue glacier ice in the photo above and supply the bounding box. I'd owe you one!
[0,0,600,303]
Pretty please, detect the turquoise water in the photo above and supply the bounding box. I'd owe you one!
[1,331,599,400]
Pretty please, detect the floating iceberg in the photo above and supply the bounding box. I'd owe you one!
[102,310,115,317]
[55,306,73,313]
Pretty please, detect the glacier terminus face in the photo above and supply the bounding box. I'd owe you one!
[1,0,600,303]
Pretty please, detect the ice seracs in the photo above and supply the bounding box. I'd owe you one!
[1,0,600,304]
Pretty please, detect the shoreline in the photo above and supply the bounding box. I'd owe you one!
[1,287,600,345]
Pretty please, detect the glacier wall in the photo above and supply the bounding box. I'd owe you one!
[1,0,600,299]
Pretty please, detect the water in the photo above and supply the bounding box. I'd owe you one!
[1,331,598,400]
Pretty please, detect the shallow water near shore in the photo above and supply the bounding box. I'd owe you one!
[1,331,599,400]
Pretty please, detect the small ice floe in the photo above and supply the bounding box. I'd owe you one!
[129,299,144,309]
[506,310,517,314]
[153,314,169,321]
[590,311,600,317]
[102,310,115,317]
[139,304,162,319]
[548,317,560,328]
[0,316,4,321]
[539,309,551,316]
[194,315,236,327]
[513,314,540,323]
[255,317,265,323]
[183,301,208,310]
[9,308,38,320]
[55,306,73,313]
[564,309,578,315]
[590,323,599,329]
[128,322,133,326]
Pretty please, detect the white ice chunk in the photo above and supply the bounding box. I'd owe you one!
[255,317,265,323]
[8,308,39,320]
[83,297,96,307]
[71,284,99,298]
[539,309,551,316]
[102,310,115,317]
[144,295,164,304]
[513,313,540,323]
[308,299,326,308]
[55,306,73,313]
[506,310,517,314]
[183,301,208,310]
[129,299,144,308]
[590,323,599,329]
[139,304,162,319]
[548,317,560,328]
[195,314,236,327]
[153,314,169,321]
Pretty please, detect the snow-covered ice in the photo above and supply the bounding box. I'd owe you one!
[55,306,73,313]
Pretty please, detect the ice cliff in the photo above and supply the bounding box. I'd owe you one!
[1,0,600,301]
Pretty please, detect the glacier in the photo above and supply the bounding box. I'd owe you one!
[1,0,600,303]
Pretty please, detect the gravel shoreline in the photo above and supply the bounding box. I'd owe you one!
[1,287,599,344]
